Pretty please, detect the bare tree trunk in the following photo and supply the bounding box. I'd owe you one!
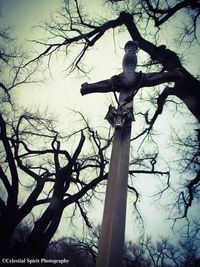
[0,178,45,257]
[0,211,18,256]
[23,197,64,257]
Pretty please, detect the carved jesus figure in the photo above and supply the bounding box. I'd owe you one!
[80,40,183,104]
[122,40,138,87]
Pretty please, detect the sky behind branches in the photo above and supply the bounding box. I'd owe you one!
[1,0,198,243]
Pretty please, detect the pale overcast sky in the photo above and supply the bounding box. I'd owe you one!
[1,0,197,243]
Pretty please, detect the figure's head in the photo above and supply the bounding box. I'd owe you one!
[124,41,139,52]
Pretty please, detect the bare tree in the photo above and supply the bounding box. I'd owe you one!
[141,0,200,43]
[0,7,41,106]
[0,105,169,257]
[0,17,43,255]
[141,235,200,267]
[25,0,200,234]
[28,1,200,121]
[45,234,200,267]
[0,110,108,256]
[2,0,200,258]
[166,126,200,231]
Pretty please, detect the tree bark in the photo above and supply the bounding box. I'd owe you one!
[120,11,200,122]
[23,197,64,257]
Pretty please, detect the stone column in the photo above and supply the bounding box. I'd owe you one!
[96,89,133,267]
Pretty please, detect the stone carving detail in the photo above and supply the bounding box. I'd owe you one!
[105,104,135,128]
[122,40,138,87]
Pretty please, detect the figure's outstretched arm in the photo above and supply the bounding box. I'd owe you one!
[80,68,183,97]
[80,79,113,95]
[141,68,183,87]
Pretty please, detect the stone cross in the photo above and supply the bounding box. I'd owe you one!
[80,41,182,267]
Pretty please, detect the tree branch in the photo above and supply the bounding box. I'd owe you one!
[0,113,19,208]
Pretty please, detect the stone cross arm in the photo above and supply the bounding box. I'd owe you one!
[80,68,183,96]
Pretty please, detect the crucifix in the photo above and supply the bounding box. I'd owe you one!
[80,41,182,267]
